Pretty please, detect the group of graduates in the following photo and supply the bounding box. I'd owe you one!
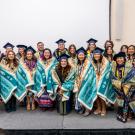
[0,38,135,123]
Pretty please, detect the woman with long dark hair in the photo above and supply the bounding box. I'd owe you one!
[48,54,76,115]
[90,47,116,116]
[127,45,135,63]
[103,46,115,62]
[104,40,114,49]
[22,46,37,111]
[68,44,77,67]
[37,48,57,110]
[0,50,18,112]
[74,47,96,116]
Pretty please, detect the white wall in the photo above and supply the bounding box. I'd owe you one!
[0,0,110,52]
[111,0,135,52]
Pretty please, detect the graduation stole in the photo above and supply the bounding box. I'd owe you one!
[115,66,125,80]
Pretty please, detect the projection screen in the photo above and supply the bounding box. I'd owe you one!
[0,0,110,52]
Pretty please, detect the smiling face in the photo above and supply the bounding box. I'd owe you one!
[116,57,125,65]
[37,42,44,51]
[77,52,85,61]
[121,46,128,54]
[18,47,25,54]
[128,46,135,55]
[44,50,51,59]
[69,46,76,54]
[106,47,113,55]
[88,43,96,51]
[93,53,101,61]
[60,59,68,68]
[26,51,33,60]
[7,51,15,60]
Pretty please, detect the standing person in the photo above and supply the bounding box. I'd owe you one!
[103,46,115,62]
[0,43,14,62]
[16,45,27,107]
[112,52,135,123]
[104,40,114,49]
[74,47,95,116]
[127,45,135,63]
[16,45,27,61]
[68,44,77,109]
[23,46,37,111]
[53,39,69,60]
[35,42,45,59]
[91,47,116,116]
[0,50,18,112]
[76,47,116,116]
[86,38,97,60]
[48,54,76,115]
[37,48,57,110]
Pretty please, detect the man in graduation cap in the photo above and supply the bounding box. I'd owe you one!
[16,45,27,60]
[53,39,69,60]
[86,38,97,60]
[0,42,15,62]
[48,53,76,115]
[35,42,45,59]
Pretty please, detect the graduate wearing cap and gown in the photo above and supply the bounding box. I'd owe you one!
[90,47,116,116]
[17,46,46,111]
[0,50,18,112]
[16,45,27,61]
[86,38,97,61]
[73,47,96,116]
[0,43,14,62]
[76,47,116,116]
[47,54,76,115]
[112,52,135,123]
[53,39,69,60]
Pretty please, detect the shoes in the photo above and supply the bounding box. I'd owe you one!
[94,109,101,115]
[101,110,106,116]
[83,111,90,117]
[117,115,127,123]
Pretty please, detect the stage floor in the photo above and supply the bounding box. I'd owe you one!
[0,105,135,130]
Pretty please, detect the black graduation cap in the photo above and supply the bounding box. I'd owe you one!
[3,42,14,49]
[93,47,104,54]
[76,47,86,54]
[16,45,27,50]
[26,46,36,54]
[59,54,70,61]
[87,38,98,44]
[113,52,126,61]
[56,39,66,44]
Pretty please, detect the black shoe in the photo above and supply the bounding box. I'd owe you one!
[117,115,127,123]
